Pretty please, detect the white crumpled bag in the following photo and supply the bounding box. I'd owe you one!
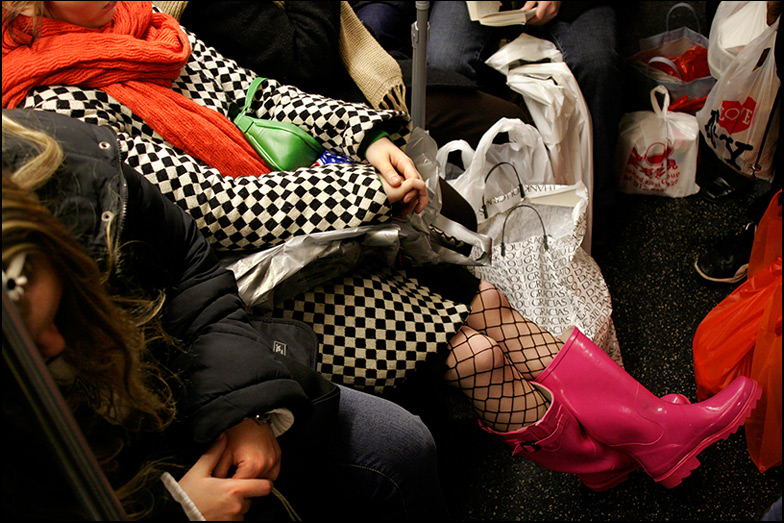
[484,33,594,247]
[615,85,700,197]
[440,117,553,224]
[697,17,780,180]
[708,1,769,79]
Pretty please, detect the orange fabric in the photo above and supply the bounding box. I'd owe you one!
[745,278,782,473]
[748,191,783,278]
[2,1,269,177]
[693,193,782,472]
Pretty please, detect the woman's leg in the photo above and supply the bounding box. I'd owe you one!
[444,325,549,432]
[326,384,449,521]
[446,280,760,490]
[464,280,562,380]
[444,307,642,492]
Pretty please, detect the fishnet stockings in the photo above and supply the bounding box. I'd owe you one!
[444,281,563,433]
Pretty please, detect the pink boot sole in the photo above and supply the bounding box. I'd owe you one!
[653,383,761,488]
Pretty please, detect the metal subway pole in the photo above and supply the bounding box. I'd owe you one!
[411,1,430,129]
[3,289,128,520]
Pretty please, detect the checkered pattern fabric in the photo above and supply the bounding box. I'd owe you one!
[18,30,411,252]
[16,21,473,390]
[274,268,471,394]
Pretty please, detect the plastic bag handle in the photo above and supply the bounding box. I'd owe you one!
[666,2,701,34]
[650,85,672,117]
[481,162,526,219]
[646,56,685,83]
[500,203,548,256]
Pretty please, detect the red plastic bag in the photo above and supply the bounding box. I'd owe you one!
[649,45,711,82]
[669,94,708,113]
[693,258,781,401]
[745,279,782,473]
[749,191,783,278]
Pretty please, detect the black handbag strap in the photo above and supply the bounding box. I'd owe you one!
[500,203,548,256]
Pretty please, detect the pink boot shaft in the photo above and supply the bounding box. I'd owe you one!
[478,382,638,491]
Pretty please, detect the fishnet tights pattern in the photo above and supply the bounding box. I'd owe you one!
[444,282,563,433]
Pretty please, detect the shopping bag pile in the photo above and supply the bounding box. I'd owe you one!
[483,33,595,247]
[440,125,622,364]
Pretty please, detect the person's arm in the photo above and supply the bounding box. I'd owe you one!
[120,163,311,445]
[167,434,273,521]
[181,31,410,161]
[23,88,394,251]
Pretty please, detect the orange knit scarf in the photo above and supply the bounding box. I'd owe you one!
[2,1,270,177]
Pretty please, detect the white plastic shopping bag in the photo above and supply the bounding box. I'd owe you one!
[697,17,780,180]
[708,1,769,79]
[442,117,553,224]
[484,33,594,247]
[615,85,700,197]
[485,34,593,191]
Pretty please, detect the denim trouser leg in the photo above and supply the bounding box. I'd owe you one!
[544,6,623,212]
[354,3,412,56]
[330,385,449,521]
[427,0,495,80]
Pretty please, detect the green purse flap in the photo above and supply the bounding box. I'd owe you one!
[234,78,324,171]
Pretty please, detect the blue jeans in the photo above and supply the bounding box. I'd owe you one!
[329,385,448,520]
[427,2,624,213]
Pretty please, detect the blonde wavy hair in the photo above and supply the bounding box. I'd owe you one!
[2,114,180,518]
[2,1,46,46]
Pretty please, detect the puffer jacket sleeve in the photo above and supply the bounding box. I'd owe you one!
[120,162,313,445]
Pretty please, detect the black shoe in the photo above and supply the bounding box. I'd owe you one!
[699,172,752,202]
[694,222,756,283]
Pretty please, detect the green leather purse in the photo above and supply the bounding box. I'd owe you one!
[234,78,324,171]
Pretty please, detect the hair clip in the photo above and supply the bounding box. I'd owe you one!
[2,253,28,303]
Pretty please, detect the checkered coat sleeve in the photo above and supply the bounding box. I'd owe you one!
[18,31,412,252]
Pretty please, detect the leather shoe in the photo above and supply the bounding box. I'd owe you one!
[700,173,751,202]
[694,222,756,283]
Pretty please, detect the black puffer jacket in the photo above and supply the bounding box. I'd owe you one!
[2,108,316,445]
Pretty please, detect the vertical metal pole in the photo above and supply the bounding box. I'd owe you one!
[411,1,430,129]
[3,290,128,520]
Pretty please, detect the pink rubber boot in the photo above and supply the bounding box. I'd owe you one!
[535,328,761,488]
[480,382,691,491]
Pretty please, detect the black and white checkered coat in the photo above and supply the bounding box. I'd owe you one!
[17,29,470,394]
[19,30,409,252]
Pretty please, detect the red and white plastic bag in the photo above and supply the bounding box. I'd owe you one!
[615,85,700,197]
[697,17,779,180]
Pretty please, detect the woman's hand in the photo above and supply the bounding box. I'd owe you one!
[365,137,429,217]
[179,434,273,521]
[214,418,282,481]
[521,1,562,25]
